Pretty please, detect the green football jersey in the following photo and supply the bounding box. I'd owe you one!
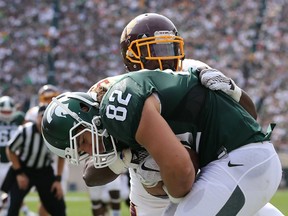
[100,70,267,167]
[0,111,25,162]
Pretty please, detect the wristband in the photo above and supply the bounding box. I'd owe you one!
[14,168,24,175]
[55,175,62,182]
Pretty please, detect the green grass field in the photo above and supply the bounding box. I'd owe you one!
[270,189,288,215]
[22,189,288,216]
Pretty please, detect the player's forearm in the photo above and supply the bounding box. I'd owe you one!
[136,96,195,198]
[161,151,195,198]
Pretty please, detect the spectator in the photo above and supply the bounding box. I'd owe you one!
[0,0,287,146]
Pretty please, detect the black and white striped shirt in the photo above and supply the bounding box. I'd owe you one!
[8,122,53,169]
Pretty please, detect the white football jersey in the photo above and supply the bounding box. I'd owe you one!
[24,106,39,123]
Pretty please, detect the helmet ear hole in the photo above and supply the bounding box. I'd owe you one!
[80,103,90,112]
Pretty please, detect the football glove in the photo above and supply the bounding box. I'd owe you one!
[108,149,138,174]
[136,155,162,188]
[200,68,242,102]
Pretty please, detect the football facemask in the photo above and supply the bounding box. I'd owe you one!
[126,33,184,71]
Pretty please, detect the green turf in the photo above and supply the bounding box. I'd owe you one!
[21,191,129,216]
[21,189,288,216]
[270,189,288,215]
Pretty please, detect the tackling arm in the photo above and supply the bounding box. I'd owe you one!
[199,68,257,119]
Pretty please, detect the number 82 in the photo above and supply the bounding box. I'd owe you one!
[106,90,132,121]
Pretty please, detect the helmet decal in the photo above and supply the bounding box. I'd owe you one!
[46,102,69,124]
[120,19,136,44]
[54,103,69,119]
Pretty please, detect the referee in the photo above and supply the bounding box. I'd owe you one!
[5,105,66,216]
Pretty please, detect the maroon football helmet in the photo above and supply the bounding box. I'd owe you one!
[120,13,185,72]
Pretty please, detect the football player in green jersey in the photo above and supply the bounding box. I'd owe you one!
[0,96,25,214]
[42,12,284,215]
[81,12,260,216]
[42,67,282,215]
[83,13,281,216]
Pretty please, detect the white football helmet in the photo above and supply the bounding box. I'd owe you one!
[0,96,17,122]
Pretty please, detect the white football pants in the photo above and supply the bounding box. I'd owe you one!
[165,141,283,216]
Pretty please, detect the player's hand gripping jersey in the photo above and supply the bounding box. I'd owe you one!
[100,69,268,167]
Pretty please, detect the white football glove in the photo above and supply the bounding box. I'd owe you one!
[136,155,162,188]
[200,68,242,102]
[108,149,138,174]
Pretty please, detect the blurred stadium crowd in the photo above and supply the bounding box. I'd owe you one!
[0,0,287,148]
